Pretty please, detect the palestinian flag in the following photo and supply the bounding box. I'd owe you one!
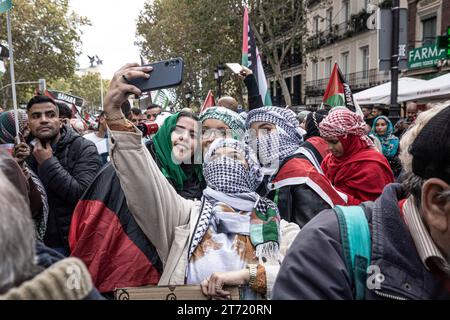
[69,164,162,293]
[200,90,216,115]
[242,6,272,106]
[323,63,356,112]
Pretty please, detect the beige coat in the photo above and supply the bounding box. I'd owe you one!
[109,129,300,298]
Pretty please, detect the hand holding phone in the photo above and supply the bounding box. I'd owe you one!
[128,58,184,93]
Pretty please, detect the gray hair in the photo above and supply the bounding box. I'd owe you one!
[0,170,37,294]
[399,101,450,207]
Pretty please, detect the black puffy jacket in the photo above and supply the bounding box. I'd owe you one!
[27,126,101,251]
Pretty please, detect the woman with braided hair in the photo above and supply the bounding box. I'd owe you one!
[319,108,394,205]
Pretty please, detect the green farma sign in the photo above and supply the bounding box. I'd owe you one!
[408,44,446,69]
[0,0,12,14]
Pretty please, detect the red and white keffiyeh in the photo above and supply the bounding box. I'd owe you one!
[319,109,374,148]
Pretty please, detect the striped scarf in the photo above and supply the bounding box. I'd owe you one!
[0,110,28,144]
[188,139,280,262]
[245,106,304,170]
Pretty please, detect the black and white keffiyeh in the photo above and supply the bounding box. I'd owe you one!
[188,139,280,260]
[245,106,304,170]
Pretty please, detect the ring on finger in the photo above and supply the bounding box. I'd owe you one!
[215,284,222,291]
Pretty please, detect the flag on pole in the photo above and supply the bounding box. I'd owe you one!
[44,90,88,127]
[3,0,19,143]
[242,6,272,106]
[200,90,216,115]
[0,0,12,14]
[152,90,170,110]
[322,63,356,112]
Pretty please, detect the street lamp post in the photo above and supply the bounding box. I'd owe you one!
[218,64,225,99]
[389,0,400,124]
[88,54,104,111]
[214,64,225,99]
[185,89,192,109]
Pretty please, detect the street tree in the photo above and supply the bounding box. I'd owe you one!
[50,72,109,114]
[0,0,89,108]
[136,0,244,109]
[136,0,310,108]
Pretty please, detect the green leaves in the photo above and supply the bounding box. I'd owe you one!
[0,0,89,107]
[136,0,245,110]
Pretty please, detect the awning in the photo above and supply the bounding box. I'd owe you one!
[353,77,427,105]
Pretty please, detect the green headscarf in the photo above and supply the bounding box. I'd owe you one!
[152,112,203,190]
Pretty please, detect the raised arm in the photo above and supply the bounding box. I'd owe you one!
[104,63,194,264]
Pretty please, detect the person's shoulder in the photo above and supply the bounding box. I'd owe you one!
[82,132,96,141]
[291,208,341,249]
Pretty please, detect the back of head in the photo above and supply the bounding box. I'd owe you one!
[217,96,239,112]
[121,100,131,120]
[304,110,328,139]
[0,169,37,294]
[57,102,72,119]
[297,110,311,123]
[400,101,450,200]
[130,107,142,116]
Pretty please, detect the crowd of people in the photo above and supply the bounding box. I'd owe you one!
[0,63,448,300]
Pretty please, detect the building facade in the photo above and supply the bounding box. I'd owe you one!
[304,0,392,108]
[260,0,305,110]
[406,0,450,78]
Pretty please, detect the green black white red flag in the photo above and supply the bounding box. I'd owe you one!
[323,63,356,112]
[242,7,272,106]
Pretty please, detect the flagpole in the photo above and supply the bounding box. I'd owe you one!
[100,76,104,110]
[6,10,19,144]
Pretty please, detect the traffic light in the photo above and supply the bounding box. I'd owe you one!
[436,26,450,57]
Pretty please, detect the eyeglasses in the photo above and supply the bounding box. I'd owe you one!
[202,128,229,139]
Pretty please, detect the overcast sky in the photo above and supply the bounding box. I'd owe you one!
[69,0,149,79]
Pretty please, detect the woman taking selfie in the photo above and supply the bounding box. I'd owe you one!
[100,63,299,299]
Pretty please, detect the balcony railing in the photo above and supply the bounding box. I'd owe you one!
[306,10,371,51]
[305,69,391,96]
[263,53,302,76]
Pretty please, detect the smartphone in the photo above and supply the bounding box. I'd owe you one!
[129,58,184,92]
[225,63,244,75]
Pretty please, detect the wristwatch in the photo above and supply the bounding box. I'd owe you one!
[246,264,258,288]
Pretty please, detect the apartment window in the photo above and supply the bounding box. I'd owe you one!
[361,46,369,79]
[364,0,369,11]
[325,57,333,78]
[341,52,349,77]
[326,8,333,31]
[422,16,437,46]
[313,62,319,81]
[314,15,320,34]
[343,0,350,24]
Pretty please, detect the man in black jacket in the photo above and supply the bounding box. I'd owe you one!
[273,103,450,300]
[26,95,101,256]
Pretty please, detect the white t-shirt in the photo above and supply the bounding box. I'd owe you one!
[83,132,108,163]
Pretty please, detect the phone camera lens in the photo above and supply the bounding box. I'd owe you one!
[165,62,169,67]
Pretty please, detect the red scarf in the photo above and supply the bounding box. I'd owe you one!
[322,134,394,205]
